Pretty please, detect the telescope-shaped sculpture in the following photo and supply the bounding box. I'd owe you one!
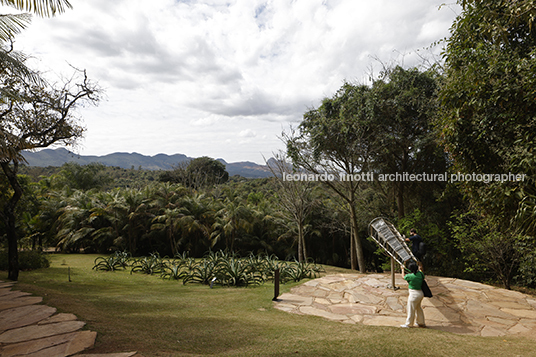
[369,217,417,265]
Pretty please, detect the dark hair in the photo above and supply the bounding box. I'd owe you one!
[408,261,419,274]
[410,228,416,234]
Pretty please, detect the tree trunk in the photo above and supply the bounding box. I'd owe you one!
[302,226,307,262]
[6,214,19,281]
[350,221,357,270]
[297,222,304,263]
[1,161,23,281]
[128,221,136,255]
[397,181,405,220]
[349,204,366,273]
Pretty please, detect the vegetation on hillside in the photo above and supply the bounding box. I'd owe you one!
[2,0,536,291]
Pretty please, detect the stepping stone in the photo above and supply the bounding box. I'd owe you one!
[0,288,16,296]
[464,300,518,320]
[480,325,507,337]
[345,291,383,305]
[77,353,138,357]
[508,322,533,336]
[0,290,32,300]
[0,320,85,344]
[0,305,56,332]
[329,303,377,315]
[423,306,462,324]
[489,300,532,309]
[0,330,97,357]
[274,303,298,313]
[361,315,402,327]
[386,296,404,311]
[38,313,78,325]
[451,279,493,290]
[299,306,348,321]
[500,307,536,319]
[278,293,313,306]
[0,296,43,311]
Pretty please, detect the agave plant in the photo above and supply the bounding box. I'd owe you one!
[215,256,264,287]
[92,251,131,271]
[182,259,217,285]
[279,258,324,283]
[130,252,165,275]
[157,251,322,286]
[161,263,188,280]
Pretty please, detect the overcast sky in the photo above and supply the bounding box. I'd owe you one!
[11,0,460,164]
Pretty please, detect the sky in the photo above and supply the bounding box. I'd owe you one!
[10,0,460,164]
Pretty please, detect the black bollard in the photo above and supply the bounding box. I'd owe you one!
[272,268,280,301]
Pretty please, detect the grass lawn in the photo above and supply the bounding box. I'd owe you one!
[6,254,536,356]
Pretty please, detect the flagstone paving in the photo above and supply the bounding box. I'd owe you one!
[274,273,536,339]
[0,281,140,357]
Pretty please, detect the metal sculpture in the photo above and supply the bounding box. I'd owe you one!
[369,217,417,265]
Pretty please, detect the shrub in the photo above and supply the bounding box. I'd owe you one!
[0,250,50,271]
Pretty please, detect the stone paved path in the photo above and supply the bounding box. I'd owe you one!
[0,281,141,357]
[274,273,536,338]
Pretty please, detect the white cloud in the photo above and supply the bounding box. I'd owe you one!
[239,129,257,138]
[10,0,459,163]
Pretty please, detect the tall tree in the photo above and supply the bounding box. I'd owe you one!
[266,151,317,262]
[54,162,112,191]
[186,157,229,189]
[1,69,100,280]
[369,66,444,219]
[159,157,229,190]
[438,0,536,288]
[286,83,375,272]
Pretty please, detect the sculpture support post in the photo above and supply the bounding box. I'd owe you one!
[391,257,396,291]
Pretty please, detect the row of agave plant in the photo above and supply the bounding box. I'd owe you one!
[92,250,325,287]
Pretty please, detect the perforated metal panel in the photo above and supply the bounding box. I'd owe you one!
[369,217,416,265]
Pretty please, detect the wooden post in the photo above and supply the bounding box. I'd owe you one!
[273,268,280,301]
[68,267,71,282]
[391,257,396,291]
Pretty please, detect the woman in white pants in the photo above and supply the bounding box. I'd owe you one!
[400,260,426,328]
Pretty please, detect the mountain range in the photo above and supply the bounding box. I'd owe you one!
[21,148,273,178]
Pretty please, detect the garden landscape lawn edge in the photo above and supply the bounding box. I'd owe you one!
[6,254,536,357]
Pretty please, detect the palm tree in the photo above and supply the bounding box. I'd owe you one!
[176,193,215,256]
[1,1,72,18]
[55,190,95,252]
[0,1,73,91]
[151,207,183,256]
[122,187,152,255]
[211,192,253,252]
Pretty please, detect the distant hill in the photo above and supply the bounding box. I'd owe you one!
[22,148,273,179]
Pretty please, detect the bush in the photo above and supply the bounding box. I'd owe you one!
[0,250,50,271]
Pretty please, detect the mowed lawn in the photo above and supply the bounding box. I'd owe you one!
[8,254,536,356]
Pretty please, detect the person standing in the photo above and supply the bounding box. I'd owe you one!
[405,228,424,271]
[400,260,426,328]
